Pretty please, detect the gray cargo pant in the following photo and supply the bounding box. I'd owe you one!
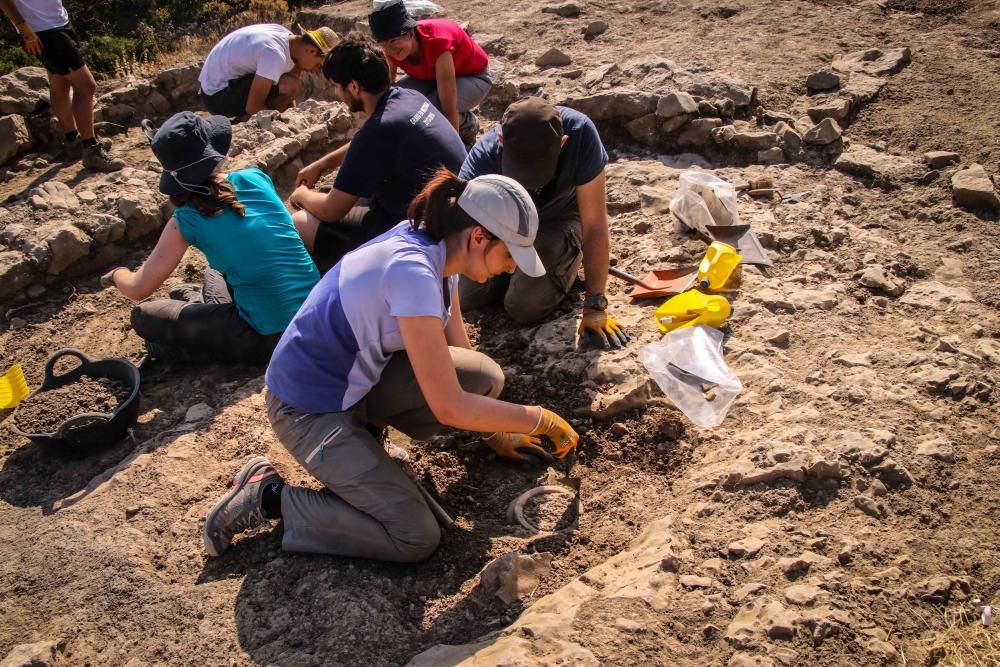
[459,216,583,324]
[265,346,504,562]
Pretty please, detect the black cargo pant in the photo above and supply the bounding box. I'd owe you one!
[130,269,281,365]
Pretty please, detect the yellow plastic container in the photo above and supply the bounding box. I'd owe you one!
[0,364,30,409]
[697,241,742,290]
[654,290,732,333]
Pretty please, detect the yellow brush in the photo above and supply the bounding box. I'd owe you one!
[0,364,30,409]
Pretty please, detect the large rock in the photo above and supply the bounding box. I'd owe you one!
[40,223,92,275]
[807,97,851,122]
[833,47,911,76]
[839,73,885,107]
[0,66,49,114]
[924,151,960,169]
[73,214,127,246]
[0,114,31,166]
[560,90,658,120]
[803,118,842,145]
[294,6,368,35]
[656,91,698,118]
[0,251,33,299]
[0,640,65,667]
[677,118,722,146]
[951,164,999,211]
[541,2,582,17]
[28,181,80,212]
[624,113,659,144]
[153,62,202,102]
[407,517,686,666]
[806,70,841,92]
[834,146,920,184]
[676,70,755,108]
[118,193,169,240]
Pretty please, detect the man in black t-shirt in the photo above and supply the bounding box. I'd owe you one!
[459,97,629,350]
[289,39,466,272]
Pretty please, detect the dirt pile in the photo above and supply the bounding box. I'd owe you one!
[13,376,130,434]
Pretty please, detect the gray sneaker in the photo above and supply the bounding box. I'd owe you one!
[203,456,282,557]
[60,136,112,161]
[82,142,125,172]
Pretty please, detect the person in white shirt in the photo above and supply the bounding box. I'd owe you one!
[199,24,339,120]
[0,0,123,171]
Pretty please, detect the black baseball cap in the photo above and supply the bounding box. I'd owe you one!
[151,111,232,196]
[368,1,418,42]
[500,97,564,191]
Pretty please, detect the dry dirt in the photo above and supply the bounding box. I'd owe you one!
[2,1,1000,666]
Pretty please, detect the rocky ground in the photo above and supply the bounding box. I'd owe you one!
[2,1,1000,666]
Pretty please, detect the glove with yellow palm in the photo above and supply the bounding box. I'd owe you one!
[485,408,579,464]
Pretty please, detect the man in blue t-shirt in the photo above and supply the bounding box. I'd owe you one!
[459,97,629,350]
[289,39,466,271]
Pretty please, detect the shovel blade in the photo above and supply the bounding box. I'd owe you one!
[628,267,698,299]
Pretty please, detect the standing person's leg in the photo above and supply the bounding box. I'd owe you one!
[64,65,97,141]
[365,347,504,439]
[130,299,279,364]
[46,73,76,137]
[264,391,441,561]
[503,217,583,324]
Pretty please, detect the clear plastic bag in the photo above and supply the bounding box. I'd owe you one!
[640,325,743,428]
[668,171,740,236]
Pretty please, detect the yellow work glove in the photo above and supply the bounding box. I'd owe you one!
[578,307,631,350]
[528,407,579,460]
[17,23,41,56]
[485,432,554,464]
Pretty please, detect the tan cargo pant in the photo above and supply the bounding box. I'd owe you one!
[265,347,504,562]
[458,216,583,324]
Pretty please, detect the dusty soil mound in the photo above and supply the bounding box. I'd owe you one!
[13,376,129,434]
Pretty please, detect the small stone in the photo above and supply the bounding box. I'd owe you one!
[833,352,872,368]
[846,387,867,403]
[858,265,903,296]
[951,163,999,212]
[535,48,572,67]
[854,494,887,519]
[727,537,766,559]
[479,552,553,604]
[778,557,811,578]
[614,617,644,633]
[870,458,914,488]
[870,479,888,497]
[916,437,955,463]
[0,640,65,667]
[866,638,898,663]
[10,316,27,329]
[757,147,786,165]
[582,19,608,38]
[660,552,681,572]
[806,70,841,92]
[680,574,714,589]
[784,584,821,606]
[733,582,767,602]
[184,403,214,422]
[808,98,851,122]
[541,2,582,17]
[766,330,791,347]
[803,118,843,146]
[924,151,959,169]
[729,654,775,667]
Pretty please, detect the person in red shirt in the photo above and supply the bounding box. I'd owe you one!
[368,1,490,146]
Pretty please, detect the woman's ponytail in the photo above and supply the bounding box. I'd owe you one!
[408,167,478,240]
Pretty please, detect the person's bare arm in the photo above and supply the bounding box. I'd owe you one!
[296,141,351,187]
[0,0,40,55]
[399,316,537,432]
[289,185,359,223]
[576,169,610,297]
[434,51,461,131]
[244,75,277,116]
[388,59,398,83]
[444,287,473,349]
[108,219,190,301]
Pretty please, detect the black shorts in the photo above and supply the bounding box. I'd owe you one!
[37,24,85,76]
[201,73,280,118]
[312,206,395,274]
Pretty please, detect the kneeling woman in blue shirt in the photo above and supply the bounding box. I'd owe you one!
[103,112,320,364]
[203,168,580,562]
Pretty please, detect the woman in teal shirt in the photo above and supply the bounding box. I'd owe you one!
[103,111,319,364]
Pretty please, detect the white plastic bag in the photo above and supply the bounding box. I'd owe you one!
[640,325,742,428]
[668,171,740,236]
[372,0,444,16]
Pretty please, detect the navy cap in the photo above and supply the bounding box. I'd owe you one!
[151,111,232,196]
[368,1,418,42]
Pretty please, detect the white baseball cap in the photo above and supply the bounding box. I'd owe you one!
[457,174,546,278]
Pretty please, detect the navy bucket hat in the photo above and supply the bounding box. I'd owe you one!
[151,111,232,196]
[368,1,418,42]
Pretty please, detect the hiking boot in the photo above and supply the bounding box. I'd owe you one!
[203,456,282,557]
[82,142,124,172]
[459,111,480,149]
[60,136,112,162]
